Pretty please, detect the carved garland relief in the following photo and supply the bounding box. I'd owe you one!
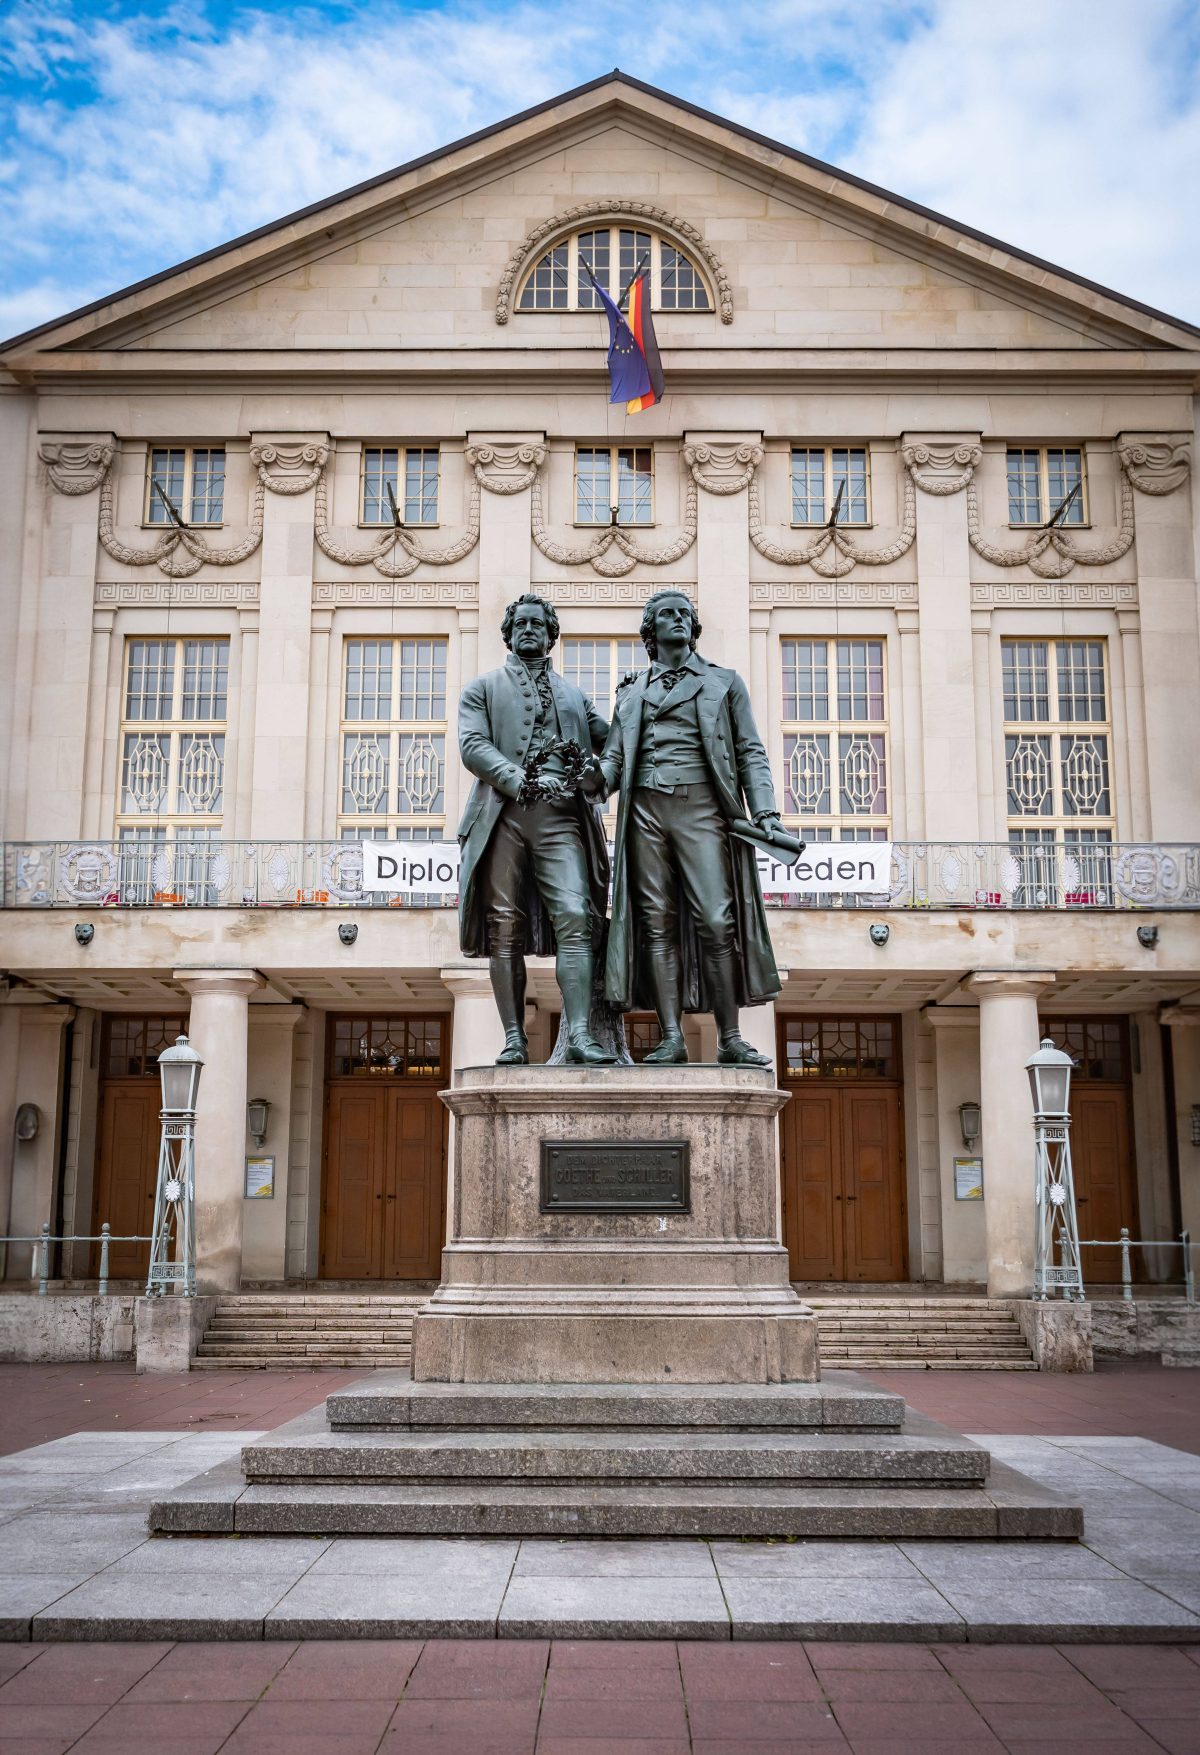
[41,434,1191,592]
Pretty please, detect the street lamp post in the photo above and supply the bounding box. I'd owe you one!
[1026,1036,1084,1301]
[146,1035,203,1297]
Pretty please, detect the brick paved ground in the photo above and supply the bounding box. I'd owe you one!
[2,1355,1196,1458]
[0,1635,1198,1753]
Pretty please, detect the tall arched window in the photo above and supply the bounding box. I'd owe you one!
[517,225,712,313]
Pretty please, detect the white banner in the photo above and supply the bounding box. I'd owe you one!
[754,843,894,895]
[360,837,893,897]
[361,840,462,893]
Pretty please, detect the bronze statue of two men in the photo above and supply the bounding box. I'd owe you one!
[457,588,788,1068]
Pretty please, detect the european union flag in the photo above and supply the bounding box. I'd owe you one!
[586,267,665,414]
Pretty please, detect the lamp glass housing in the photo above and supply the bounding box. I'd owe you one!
[158,1035,204,1115]
[958,1100,982,1148]
[247,1098,270,1142]
[1025,1037,1073,1118]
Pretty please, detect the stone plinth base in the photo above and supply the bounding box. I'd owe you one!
[410,1065,817,1384]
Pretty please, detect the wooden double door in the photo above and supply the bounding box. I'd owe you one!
[320,1016,449,1280]
[1041,1018,1137,1283]
[778,1015,907,1283]
[92,1015,188,1280]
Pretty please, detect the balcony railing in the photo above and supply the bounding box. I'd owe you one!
[4,841,1198,911]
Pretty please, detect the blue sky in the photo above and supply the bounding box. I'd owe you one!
[2,0,1198,339]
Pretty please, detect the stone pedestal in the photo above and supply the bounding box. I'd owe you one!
[410,1065,817,1384]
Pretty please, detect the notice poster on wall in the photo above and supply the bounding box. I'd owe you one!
[245,1156,275,1200]
[360,839,894,897]
[954,1157,984,1201]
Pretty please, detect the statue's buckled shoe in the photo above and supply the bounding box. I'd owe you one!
[644,1034,688,1065]
[566,1033,618,1066]
[716,1035,771,1067]
[495,1032,529,1066]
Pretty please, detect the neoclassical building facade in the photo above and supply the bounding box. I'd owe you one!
[1,73,1197,1300]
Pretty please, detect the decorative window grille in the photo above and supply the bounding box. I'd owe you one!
[782,1016,898,1080]
[102,1015,189,1078]
[780,638,889,842]
[1039,1017,1129,1083]
[116,639,228,898]
[145,448,225,525]
[328,1014,446,1078]
[560,636,648,715]
[360,447,440,526]
[1005,447,1086,526]
[574,447,653,525]
[790,448,870,526]
[518,227,711,312]
[1003,638,1114,903]
[339,637,447,836]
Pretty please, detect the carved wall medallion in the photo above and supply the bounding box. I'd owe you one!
[1116,436,1191,495]
[495,200,734,325]
[901,443,983,495]
[39,441,114,495]
[94,580,260,607]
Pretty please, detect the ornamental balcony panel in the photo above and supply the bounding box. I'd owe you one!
[3,841,1199,911]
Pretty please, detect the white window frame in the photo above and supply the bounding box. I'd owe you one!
[359,447,440,528]
[1002,637,1114,840]
[116,637,229,839]
[338,636,449,837]
[574,446,655,527]
[516,227,713,313]
[789,447,872,528]
[143,447,226,528]
[1005,447,1089,528]
[779,637,890,841]
[560,635,648,718]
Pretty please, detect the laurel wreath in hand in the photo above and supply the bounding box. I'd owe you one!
[518,737,590,806]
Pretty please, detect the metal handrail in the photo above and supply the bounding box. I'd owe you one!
[1077,1227,1195,1304]
[0,1222,151,1297]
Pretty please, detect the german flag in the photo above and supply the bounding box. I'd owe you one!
[586,266,665,414]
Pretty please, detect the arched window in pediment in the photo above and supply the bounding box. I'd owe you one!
[517,223,712,313]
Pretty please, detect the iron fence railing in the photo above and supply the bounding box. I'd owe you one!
[1080,1227,1196,1304]
[0,1223,150,1296]
[4,839,1199,911]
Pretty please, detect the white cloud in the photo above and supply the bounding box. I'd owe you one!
[0,0,1196,335]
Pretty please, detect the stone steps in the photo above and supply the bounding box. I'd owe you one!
[149,1375,1083,1542]
[194,1294,425,1370]
[808,1298,1036,1370]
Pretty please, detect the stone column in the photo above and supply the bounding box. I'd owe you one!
[465,438,542,674]
[242,1005,304,1281]
[1161,1005,1200,1250]
[896,607,925,838]
[247,438,328,840]
[175,970,264,1293]
[1117,608,1152,840]
[0,1002,74,1279]
[302,608,330,839]
[685,435,761,682]
[967,971,1055,1297]
[1116,436,1196,838]
[440,968,502,1244]
[902,437,983,841]
[80,609,115,839]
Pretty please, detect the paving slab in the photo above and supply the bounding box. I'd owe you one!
[32,1573,299,1641]
[0,1512,149,1575]
[0,1574,95,1639]
[512,1539,717,1578]
[900,1539,1131,1582]
[720,1576,967,1641]
[265,1573,506,1638]
[305,1537,517,1580]
[497,1575,731,1639]
[934,1579,1200,1641]
[711,1539,923,1579]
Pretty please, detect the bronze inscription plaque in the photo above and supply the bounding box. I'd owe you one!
[539,1140,690,1213]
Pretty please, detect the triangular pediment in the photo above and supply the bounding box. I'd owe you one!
[5,74,1198,362]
